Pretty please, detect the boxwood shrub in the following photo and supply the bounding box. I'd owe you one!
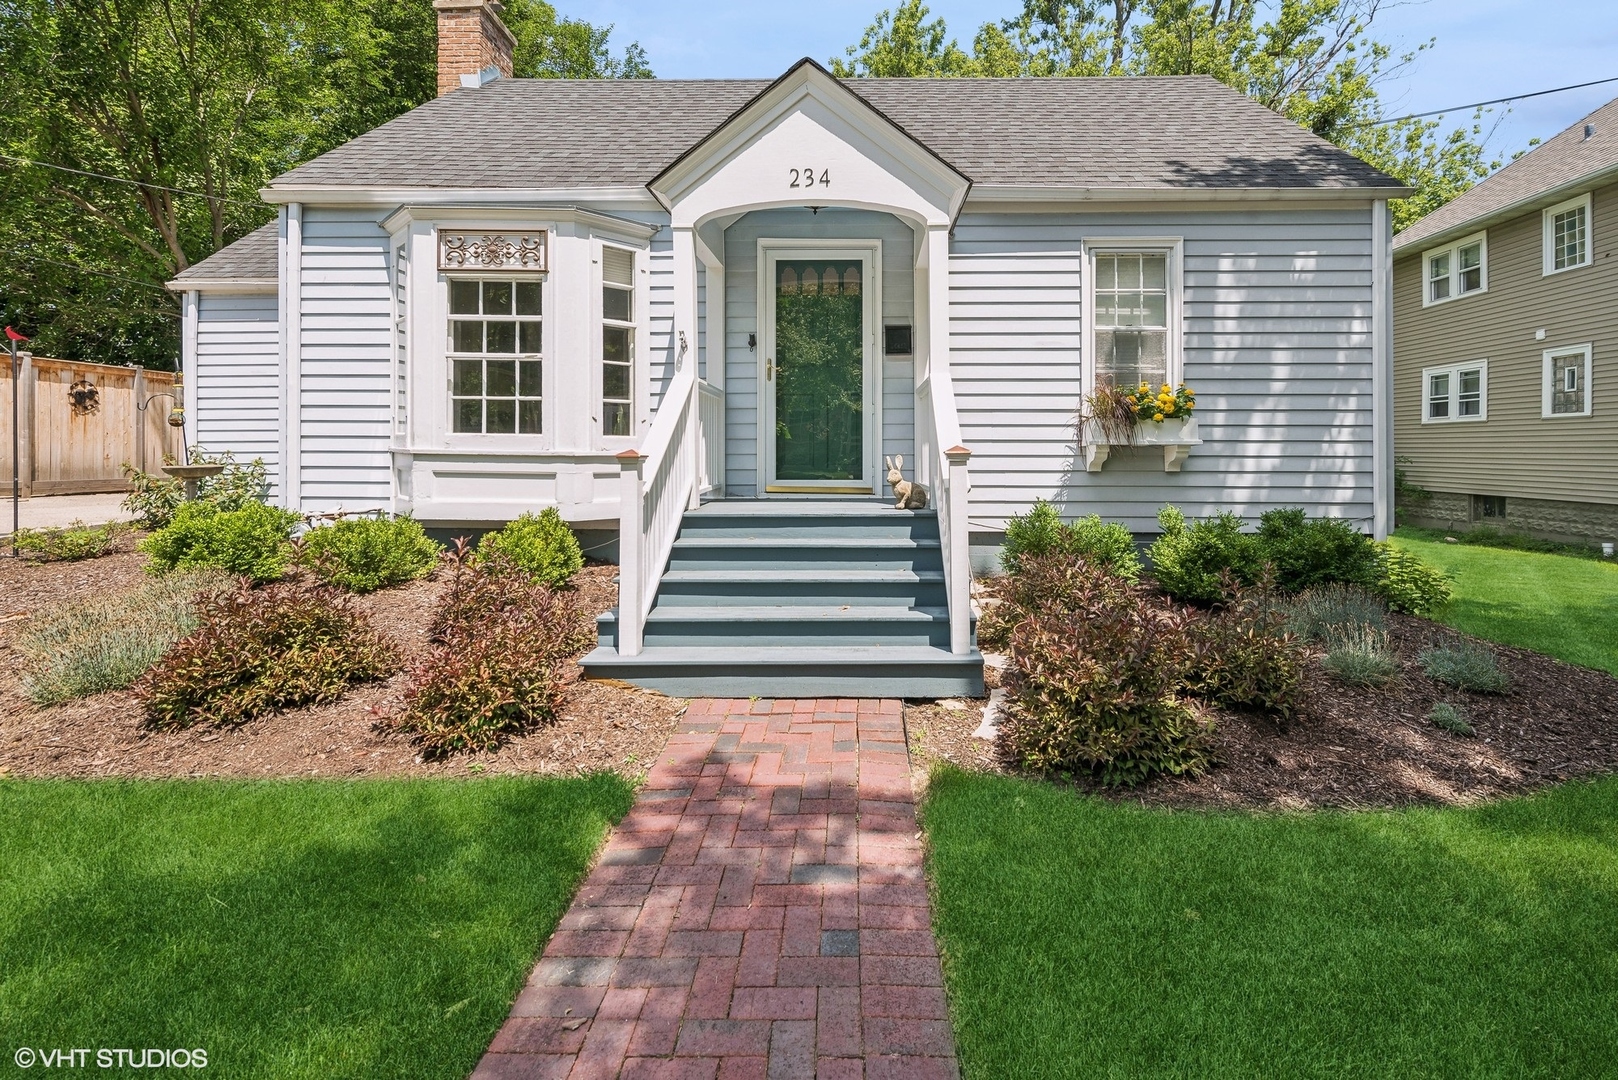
[1001,499,1141,581]
[474,508,583,586]
[300,515,441,593]
[140,500,300,584]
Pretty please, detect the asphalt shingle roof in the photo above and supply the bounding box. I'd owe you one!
[271,73,1399,191]
[172,221,278,283]
[1395,94,1618,251]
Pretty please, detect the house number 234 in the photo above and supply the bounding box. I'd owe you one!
[789,168,829,188]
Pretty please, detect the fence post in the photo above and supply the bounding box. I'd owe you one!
[17,353,33,499]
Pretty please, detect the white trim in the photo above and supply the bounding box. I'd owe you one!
[381,204,659,240]
[265,185,661,209]
[181,289,200,454]
[1420,359,1489,424]
[1542,343,1594,418]
[165,278,278,294]
[973,184,1410,204]
[1542,192,1593,276]
[757,237,883,494]
[1079,236,1186,396]
[1420,230,1488,307]
[1372,199,1393,540]
[281,203,303,510]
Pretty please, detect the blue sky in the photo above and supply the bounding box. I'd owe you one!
[572,0,1618,162]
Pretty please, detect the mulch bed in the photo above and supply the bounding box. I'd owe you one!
[0,551,685,780]
[906,613,1618,810]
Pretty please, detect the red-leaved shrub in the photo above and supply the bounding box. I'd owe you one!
[138,580,396,728]
[1183,570,1305,725]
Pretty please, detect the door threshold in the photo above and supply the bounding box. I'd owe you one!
[765,486,875,495]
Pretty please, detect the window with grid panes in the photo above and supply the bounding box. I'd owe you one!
[602,247,635,437]
[1544,194,1591,274]
[394,244,409,434]
[448,279,543,434]
[1093,252,1169,389]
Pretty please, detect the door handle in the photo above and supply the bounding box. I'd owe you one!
[766,359,774,381]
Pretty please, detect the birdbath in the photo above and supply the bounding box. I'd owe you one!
[162,463,226,502]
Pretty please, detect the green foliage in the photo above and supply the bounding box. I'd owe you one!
[15,570,232,705]
[1255,508,1379,593]
[995,556,1213,786]
[1183,574,1304,722]
[1321,622,1398,687]
[1373,541,1453,615]
[1285,583,1387,643]
[1146,505,1259,604]
[1428,702,1475,737]
[140,500,300,584]
[299,515,440,593]
[1419,640,1509,694]
[1393,454,1432,505]
[1401,525,1608,561]
[1001,500,1140,580]
[474,508,583,586]
[137,582,395,727]
[10,520,125,561]
[122,451,269,529]
[388,556,595,758]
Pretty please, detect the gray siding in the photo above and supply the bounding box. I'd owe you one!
[300,208,392,512]
[1393,180,1618,507]
[722,208,916,496]
[952,208,1376,532]
[195,293,281,496]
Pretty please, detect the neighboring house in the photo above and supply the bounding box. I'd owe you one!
[167,0,1403,696]
[1392,97,1618,546]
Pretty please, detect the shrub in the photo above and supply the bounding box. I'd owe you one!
[123,451,269,530]
[1183,573,1305,722]
[1374,542,1453,616]
[1255,508,1380,593]
[300,515,440,593]
[1146,506,1260,604]
[474,508,583,585]
[995,555,1213,786]
[137,582,396,728]
[15,570,232,705]
[386,557,594,757]
[1321,623,1399,687]
[1286,584,1388,643]
[10,520,125,561]
[1428,702,1475,737]
[140,500,300,583]
[1001,500,1140,581]
[1419,640,1509,693]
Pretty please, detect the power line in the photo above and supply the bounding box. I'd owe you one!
[7,254,174,294]
[0,152,265,208]
[1361,75,1618,127]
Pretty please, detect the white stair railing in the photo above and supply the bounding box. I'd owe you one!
[617,361,698,656]
[697,380,725,496]
[916,370,973,655]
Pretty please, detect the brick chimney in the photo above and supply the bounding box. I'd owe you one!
[434,0,515,96]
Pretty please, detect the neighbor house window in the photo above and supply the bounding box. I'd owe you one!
[602,246,635,437]
[1422,232,1487,305]
[1473,495,1506,521]
[1422,360,1487,423]
[1542,343,1593,417]
[1091,248,1176,390]
[448,278,543,434]
[1543,193,1592,274]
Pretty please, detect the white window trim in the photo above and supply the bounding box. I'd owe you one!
[1420,359,1488,424]
[1080,237,1186,396]
[440,267,552,449]
[597,240,640,444]
[1542,192,1593,276]
[1542,342,1594,418]
[1421,230,1488,306]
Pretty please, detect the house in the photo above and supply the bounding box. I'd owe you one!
[1392,97,1618,547]
[168,0,1404,696]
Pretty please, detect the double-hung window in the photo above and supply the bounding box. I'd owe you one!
[1542,344,1593,417]
[602,246,636,437]
[1543,193,1592,275]
[1090,247,1176,390]
[448,278,544,434]
[1422,232,1486,305]
[1422,360,1487,423]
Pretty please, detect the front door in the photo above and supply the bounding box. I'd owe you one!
[761,242,880,494]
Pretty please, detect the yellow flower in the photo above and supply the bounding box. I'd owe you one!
[1187,401,1196,409]
[1162,383,1172,393]
[1153,412,1164,421]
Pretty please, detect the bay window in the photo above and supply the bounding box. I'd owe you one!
[602,246,635,437]
[448,278,544,434]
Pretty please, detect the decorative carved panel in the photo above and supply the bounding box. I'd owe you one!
[438,232,547,272]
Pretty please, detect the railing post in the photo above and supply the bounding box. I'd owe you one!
[616,449,645,656]
[687,381,701,511]
[944,445,972,655]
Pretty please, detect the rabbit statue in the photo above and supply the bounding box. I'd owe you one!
[885,455,929,510]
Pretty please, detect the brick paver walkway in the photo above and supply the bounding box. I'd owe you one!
[473,698,959,1080]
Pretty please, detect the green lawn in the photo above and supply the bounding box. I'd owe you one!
[1391,529,1618,675]
[924,768,1618,1079]
[0,776,633,1079]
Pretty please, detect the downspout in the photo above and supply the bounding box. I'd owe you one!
[182,290,200,453]
[281,203,303,510]
[1371,199,1394,540]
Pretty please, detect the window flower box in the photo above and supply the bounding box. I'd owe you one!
[1082,416,1201,473]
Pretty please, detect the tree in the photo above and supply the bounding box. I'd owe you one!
[833,0,1501,229]
[0,0,650,368]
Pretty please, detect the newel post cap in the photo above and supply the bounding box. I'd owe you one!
[616,449,645,469]
[944,445,973,463]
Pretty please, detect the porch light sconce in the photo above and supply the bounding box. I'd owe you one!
[747,333,757,351]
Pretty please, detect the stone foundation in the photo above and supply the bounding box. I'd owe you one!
[1400,491,1618,547]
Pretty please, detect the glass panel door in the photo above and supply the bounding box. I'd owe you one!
[772,259,866,483]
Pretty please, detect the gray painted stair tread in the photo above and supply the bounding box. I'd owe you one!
[672,536,940,549]
[687,501,934,517]
[661,569,945,582]
[583,645,979,663]
[641,606,951,622]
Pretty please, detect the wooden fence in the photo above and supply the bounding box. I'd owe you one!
[0,356,185,496]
